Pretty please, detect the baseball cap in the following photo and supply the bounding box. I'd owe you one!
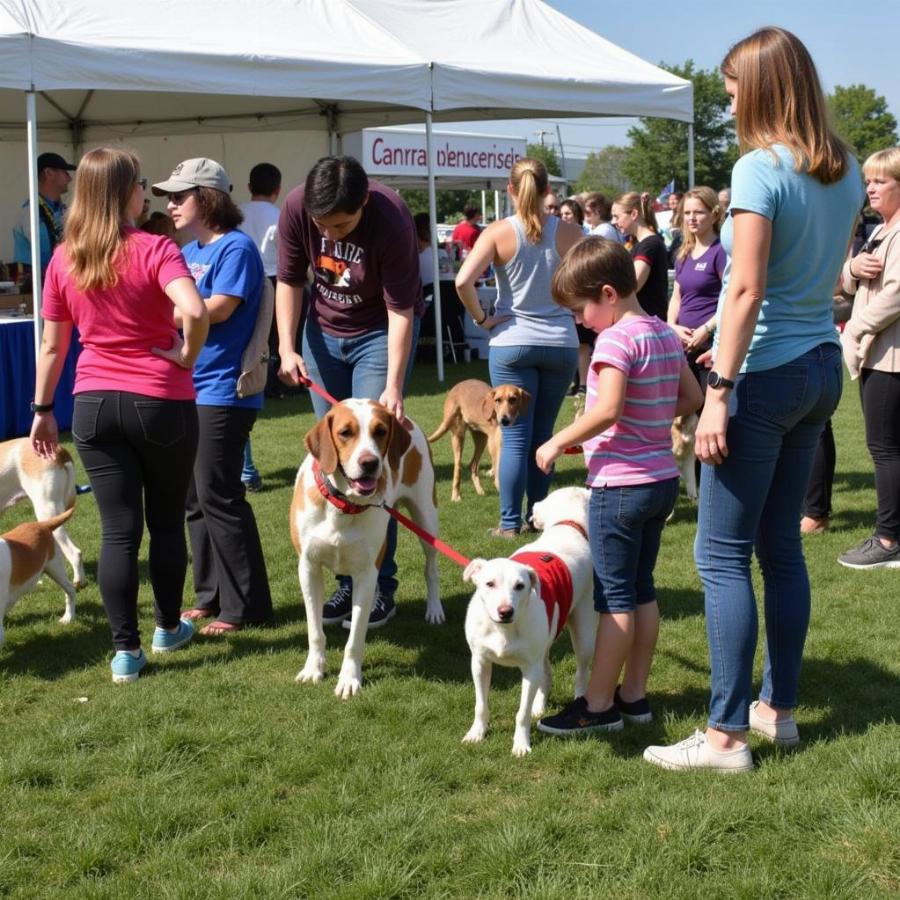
[152,158,232,196]
[37,152,77,172]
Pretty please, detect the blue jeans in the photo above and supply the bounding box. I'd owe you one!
[589,478,679,613]
[695,343,842,731]
[489,344,578,530]
[302,316,420,596]
[241,439,260,484]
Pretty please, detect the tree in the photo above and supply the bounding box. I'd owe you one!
[574,145,631,196]
[398,188,482,222]
[623,60,738,193]
[828,84,898,162]
[525,142,562,177]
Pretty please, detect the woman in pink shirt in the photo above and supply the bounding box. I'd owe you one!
[30,147,209,684]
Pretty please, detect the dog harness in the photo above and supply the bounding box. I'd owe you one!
[510,550,573,638]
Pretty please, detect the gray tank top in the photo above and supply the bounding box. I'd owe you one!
[490,214,578,348]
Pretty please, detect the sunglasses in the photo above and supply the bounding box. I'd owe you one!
[167,189,197,205]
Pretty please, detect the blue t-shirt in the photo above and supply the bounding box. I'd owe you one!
[12,196,64,272]
[182,229,265,409]
[716,144,864,373]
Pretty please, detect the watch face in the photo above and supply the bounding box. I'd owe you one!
[708,372,721,388]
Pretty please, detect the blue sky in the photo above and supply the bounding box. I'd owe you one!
[443,0,898,159]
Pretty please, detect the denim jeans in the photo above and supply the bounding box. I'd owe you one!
[302,315,420,596]
[695,343,843,731]
[589,478,679,613]
[489,343,578,530]
[241,439,260,484]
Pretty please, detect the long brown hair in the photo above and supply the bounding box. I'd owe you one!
[64,147,140,292]
[721,27,849,184]
[614,191,659,234]
[510,157,549,244]
[676,187,724,262]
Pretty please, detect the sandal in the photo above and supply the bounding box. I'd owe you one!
[181,607,216,621]
[199,620,244,636]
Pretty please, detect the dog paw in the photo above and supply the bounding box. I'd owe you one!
[530,702,546,719]
[58,611,75,625]
[334,674,362,699]
[295,661,326,684]
[451,495,462,503]
[462,724,487,744]
[425,605,446,625]
[511,740,532,757]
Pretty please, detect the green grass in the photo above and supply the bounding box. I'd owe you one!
[1,360,898,898]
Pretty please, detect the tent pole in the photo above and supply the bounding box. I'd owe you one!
[687,123,695,188]
[426,110,444,382]
[481,189,486,222]
[26,91,42,361]
[494,189,500,221]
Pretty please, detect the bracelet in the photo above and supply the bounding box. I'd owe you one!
[30,401,54,413]
[474,311,487,326]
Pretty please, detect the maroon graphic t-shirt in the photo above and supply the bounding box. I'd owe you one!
[277,180,423,337]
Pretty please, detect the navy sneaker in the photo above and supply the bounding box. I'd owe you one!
[322,581,353,625]
[537,696,623,736]
[342,588,397,630]
[614,685,653,724]
[243,477,264,493]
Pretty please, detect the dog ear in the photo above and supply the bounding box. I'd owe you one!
[304,413,339,474]
[524,566,539,594]
[481,390,497,421]
[386,411,412,471]
[518,388,532,414]
[463,558,485,583]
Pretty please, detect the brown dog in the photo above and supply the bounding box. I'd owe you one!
[428,379,531,502]
[0,507,77,648]
[671,413,698,501]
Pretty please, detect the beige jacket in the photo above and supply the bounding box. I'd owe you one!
[841,221,900,378]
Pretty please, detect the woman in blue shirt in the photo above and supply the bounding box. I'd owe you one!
[644,28,864,772]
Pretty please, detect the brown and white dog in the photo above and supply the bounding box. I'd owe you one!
[427,379,530,502]
[291,399,443,698]
[0,437,85,588]
[0,507,77,648]
[461,487,598,756]
[671,413,698,502]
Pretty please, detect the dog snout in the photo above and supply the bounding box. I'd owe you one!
[358,455,380,475]
[497,604,514,623]
[499,415,511,426]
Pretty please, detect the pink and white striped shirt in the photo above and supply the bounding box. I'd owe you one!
[583,315,683,488]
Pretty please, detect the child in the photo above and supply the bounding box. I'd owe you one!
[534,237,703,734]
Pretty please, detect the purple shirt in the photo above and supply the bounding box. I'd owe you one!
[277,180,423,337]
[674,239,726,330]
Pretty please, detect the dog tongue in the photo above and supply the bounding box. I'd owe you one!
[350,477,377,494]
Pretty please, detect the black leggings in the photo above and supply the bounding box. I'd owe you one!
[73,391,198,650]
[802,418,835,519]
[861,368,900,541]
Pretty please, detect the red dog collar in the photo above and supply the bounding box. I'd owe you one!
[555,519,588,541]
[312,459,371,515]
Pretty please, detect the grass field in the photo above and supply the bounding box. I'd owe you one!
[1,360,898,898]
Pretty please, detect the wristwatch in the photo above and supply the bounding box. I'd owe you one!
[707,371,735,390]
[30,401,54,413]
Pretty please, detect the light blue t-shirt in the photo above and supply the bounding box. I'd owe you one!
[183,229,265,409]
[717,144,864,373]
[12,196,64,272]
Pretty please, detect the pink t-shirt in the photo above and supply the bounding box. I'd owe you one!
[583,315,682,487]
[42,228,195,400]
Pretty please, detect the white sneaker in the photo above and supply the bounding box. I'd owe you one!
[643,730,754,773]
[749,701,800,746]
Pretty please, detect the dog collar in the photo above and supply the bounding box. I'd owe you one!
[556,519,588,541]
[312,459,370,515]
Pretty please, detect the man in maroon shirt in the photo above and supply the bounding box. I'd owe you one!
[276,155,423,627]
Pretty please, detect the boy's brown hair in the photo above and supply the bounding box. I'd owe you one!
[551,236,637,309]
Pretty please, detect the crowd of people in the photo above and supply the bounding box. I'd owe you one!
[19,25,898,772]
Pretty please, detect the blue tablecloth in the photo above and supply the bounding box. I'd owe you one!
[0,319,79,439]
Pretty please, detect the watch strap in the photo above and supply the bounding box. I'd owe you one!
[30,401,54,413]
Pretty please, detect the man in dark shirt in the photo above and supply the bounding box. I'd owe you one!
[276,155,423,627]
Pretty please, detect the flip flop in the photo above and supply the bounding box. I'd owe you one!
[181,608,216,621]
[199,620,244,636]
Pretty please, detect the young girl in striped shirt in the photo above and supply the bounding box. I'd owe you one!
[534,237,702,736]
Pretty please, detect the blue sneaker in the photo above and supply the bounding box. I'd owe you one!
[151,618,194,654]
[111,649,147,684]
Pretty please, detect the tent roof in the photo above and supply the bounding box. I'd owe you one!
[0,0,692,139]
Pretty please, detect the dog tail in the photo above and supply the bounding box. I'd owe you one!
[41,507,75,531]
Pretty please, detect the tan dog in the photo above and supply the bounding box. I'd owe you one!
[291,399,443,698]
[671,413,698,501]
[0,438,85,587]
[0,507,77,648]
[428,379,530,502]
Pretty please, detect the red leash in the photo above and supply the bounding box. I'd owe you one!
[301,375,472,569]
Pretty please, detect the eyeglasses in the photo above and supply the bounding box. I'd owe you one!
[137,177,148,190]
[167,189,197,205]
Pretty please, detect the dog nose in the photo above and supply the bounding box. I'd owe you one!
[497,604,514,622]
[499,416,510,426]
[359,456,379,475]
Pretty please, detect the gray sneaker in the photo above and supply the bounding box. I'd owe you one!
[838,535,900,570]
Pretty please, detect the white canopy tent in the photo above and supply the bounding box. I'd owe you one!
[0,0,693,381]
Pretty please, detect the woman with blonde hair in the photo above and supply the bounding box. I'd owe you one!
[611,191,668,319]
[644,27,864,772]
[838,146,900,569]
[30,147,209,683]
[456,157,584,536]
[667,186,727,386]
